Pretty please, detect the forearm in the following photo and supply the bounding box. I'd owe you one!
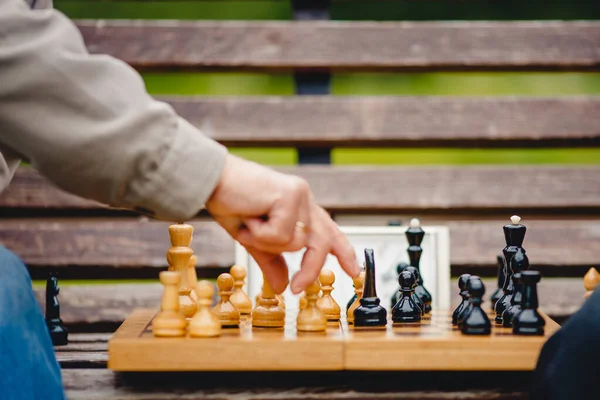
[0,0,227,221]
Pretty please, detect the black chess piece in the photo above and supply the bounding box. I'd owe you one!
[403,266,425,315]
[513,270,545,336]
[452,274,471,325]
[390,262,409,309]
[392,270,421,323]
[494,216,527,324]
[461,277,491,335]
[490,255,505,312]
[502,272,523,327]
[46,274,68,346]
[406,218,432,313]
[354,248,387,327]
[457,275,480,330]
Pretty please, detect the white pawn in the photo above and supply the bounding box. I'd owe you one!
[189,281,221,338]
[153,271,187,337]
[316,269,341,321]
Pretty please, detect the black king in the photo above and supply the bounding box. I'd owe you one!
[406,218,432,314]
[494,215,529,325]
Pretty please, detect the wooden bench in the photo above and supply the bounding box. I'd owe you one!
[0,3,599,398]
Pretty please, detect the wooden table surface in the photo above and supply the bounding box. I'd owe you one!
[58,333,534,399]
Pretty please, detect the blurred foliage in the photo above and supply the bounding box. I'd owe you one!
[54,1,292,20]
[333,72,600,96]
[55,0,600,21]
[143,73,295,95]
[331,0,600,21]
[54,0,600,165]
[334,148,600,165]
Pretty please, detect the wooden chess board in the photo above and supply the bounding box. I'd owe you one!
[108,309,559,372]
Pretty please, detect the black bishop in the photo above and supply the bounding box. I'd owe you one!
[354,248,387,327]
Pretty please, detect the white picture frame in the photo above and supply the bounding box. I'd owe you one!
[235,225,451,313]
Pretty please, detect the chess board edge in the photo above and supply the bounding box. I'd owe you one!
[107,308,559,372]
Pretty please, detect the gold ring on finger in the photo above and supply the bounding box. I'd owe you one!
[295,221,307,232]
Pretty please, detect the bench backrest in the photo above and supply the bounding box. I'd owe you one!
[1,5,598,328]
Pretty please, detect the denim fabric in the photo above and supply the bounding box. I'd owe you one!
[0,246,64,400]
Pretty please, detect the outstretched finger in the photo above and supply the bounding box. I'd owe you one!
[247,248,289,294]
[330,224,361,277]
[290,244,328,294]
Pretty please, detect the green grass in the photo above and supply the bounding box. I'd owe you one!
[333,148,600,165]
[54,1,292,20]
[142,72,600,97]
[32,279,216,288]
[55,0,600,21]
[144,73,295,96]
[333,73,600,96]
[32,279,156,288]
[229,148,297,165]
[331,0,600,21]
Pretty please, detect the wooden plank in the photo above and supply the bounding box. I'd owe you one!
[76,21,600,71]
[290,166,600,212]
[162,96,600,147]
[35,283,162,327]
[2,97,597,149]
[3,166,600,212]
[0,218,233,268]
[5,217,600,274]
[62,370,530,400]
[35,279,581,329]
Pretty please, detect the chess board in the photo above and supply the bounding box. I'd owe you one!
[107,309,560,372]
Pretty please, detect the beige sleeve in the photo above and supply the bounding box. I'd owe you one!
[0,0,228,221]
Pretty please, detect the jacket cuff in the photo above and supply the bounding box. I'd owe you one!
[122,117,228,222]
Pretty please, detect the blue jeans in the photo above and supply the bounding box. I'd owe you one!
[0,246,65,400]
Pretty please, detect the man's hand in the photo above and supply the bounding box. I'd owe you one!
[206,154,360,294]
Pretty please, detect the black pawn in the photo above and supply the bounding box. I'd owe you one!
[404,266,425,314]
[452,274,471,325]
[392,270,421,323]
[502,272,523,327]
[46,274,68,346]
[461,277,491,335]
[490,255,505,313]
[354,248,387,327]
[513,271,545,336]
[406,219,432,313]
[390,262,409,309]
[457,275,479,330]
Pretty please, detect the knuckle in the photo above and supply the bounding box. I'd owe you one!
[291,177,310,197]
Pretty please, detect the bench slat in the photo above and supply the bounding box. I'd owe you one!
[62,369,530,399]
[2,166,600,212]
[77,20,600,71]
[2,217,599,273]
[162,96,600,147]
[34,279,581,329]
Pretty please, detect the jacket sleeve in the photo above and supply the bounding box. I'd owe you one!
[0,0,228,221]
